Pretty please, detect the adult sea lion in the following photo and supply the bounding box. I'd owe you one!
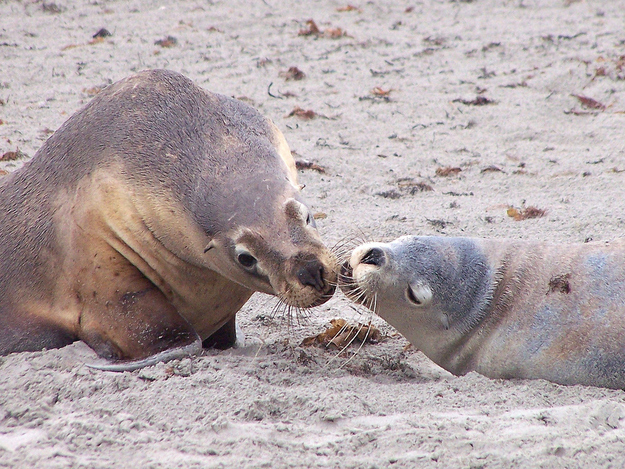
[341,235,625,389]
[0,69,337,371]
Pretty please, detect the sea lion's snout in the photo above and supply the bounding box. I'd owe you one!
[287,257,336,308]
[228,226,337,307]
[339,243,391,305]
[349,243,389,271]
[296,259,326,292]
[297,250,337,290]
[358,247,386,267]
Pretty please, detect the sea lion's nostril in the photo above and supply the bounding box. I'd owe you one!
[297,261,325,292]
[360,247,385,266]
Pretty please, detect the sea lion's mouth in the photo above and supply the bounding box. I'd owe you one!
[338,259,359,298]
[306,287,337,308]
[278,280,336,309]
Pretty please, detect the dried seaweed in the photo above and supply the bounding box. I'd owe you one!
[371,87,392,96]
[298,19,347,38]
[571,94,606,111]
[286,107,317,119]
[436,166,462,177]
[453,96,496,106]
[295,159,326,173]
[507,206,546,221]
[155,36,177,48]
[0,149,28,161]
[280,67,306,81]
[301,319,380,348]
[337,5,361,12]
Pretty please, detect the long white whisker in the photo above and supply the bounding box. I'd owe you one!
[338,319,374,370]
[332,321,365,367]
[325,320,349,349]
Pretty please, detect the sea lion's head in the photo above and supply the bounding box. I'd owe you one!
[202,185,337,308]
[340,238,434,324]
[340,236,492,336]
[113,80,339,310]
[190,111,338,309]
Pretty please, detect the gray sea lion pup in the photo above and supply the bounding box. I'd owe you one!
[0,69,337,371]
[341,235,625,389]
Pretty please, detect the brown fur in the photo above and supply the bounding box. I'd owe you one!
[0,70,337,368]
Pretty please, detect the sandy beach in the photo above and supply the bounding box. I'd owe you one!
[2,0,625,467]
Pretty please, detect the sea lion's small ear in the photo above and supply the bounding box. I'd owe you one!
[204,240,216,253]
[284,198,314,226]
[407,282,432,307]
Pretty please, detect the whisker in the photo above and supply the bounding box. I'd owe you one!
[295,305,312,326]
[331,235,357,253]
[285,303,295,330]
[349,287,370,306]
[268,297,285,320]
[337,319,374,370]
[330,321,374,368]
[251,336,266,364]
[325,320,351,349]
[347,302,374,324]
[330,231,374,263]
[315,279,380,369]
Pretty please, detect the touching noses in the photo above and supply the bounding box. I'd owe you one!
[297,260,326,292]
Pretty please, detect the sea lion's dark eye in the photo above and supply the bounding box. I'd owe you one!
[406,282,432,307]
[406,286,421,305]
[238,253,257,269]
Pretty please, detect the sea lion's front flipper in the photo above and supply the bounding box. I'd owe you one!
[78,282,201,371]
[202,314,238,350]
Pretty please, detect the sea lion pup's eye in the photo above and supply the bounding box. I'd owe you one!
[406,282,432,306]
[406,286,421,305]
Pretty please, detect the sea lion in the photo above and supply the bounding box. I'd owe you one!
[0,69,337,371]
[341,235,625,389]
